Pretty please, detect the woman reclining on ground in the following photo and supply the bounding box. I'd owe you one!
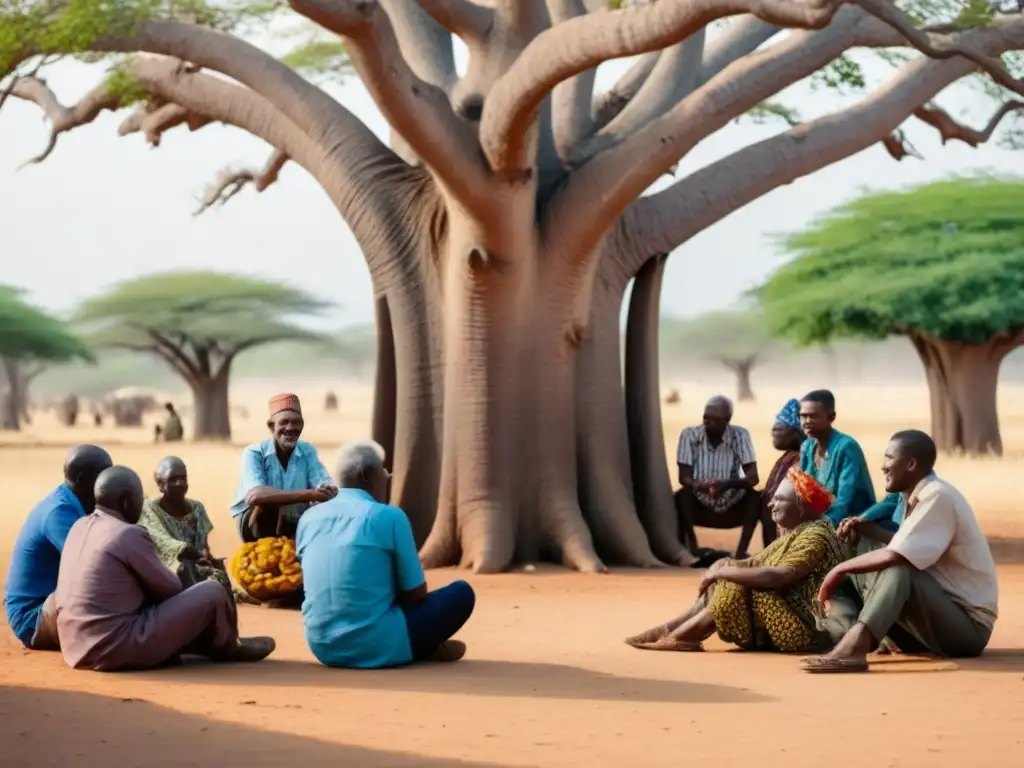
[626,467,845,654]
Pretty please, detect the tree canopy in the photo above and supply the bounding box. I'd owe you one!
[661,308,779,366]
[0,285,93,363]
[758,176,1024,347]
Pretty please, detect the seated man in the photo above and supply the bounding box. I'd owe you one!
[230,393,337,542]
[798,389,876,526]
[155,402,184,443]
[138,456,231,592]
[804,430,998,673]
[55,466,275,671]
[298,441,475,669]
[675,395,760,561]
[5,445,112,650]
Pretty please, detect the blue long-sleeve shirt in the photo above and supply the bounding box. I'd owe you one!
[799,429,876,527]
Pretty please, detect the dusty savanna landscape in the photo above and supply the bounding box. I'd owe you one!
[2,382,1024,767]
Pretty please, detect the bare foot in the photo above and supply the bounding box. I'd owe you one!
[430,640,467,662]
[633,638,704,652]
[223,636,276,663]
[625,625,669,647]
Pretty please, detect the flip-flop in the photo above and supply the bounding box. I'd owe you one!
[631,639,705,652]
[800,656,869,673]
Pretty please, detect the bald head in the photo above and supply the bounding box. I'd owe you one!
[154,456,189,504]
[95,466,145,524]
[63,444,113,511]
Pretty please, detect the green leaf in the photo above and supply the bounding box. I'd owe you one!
[756,176,1024,347]
[280,39,352,82]
[0,285,94,363]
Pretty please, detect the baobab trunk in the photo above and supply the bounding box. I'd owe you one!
[723,357,756,402]
[0,358,23,431]
[190,371,232,441]
[910,334,1007,455]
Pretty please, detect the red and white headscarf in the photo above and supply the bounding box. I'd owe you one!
[786,466,834,517]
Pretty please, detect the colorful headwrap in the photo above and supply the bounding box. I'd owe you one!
[268,393,302,418]
[786,466,834,517]
[775,398,801,430]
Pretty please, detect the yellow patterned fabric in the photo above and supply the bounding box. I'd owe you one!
[708,519,845,652]
[229,536,303,601]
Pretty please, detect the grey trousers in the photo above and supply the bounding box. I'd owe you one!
[821,540,991,658]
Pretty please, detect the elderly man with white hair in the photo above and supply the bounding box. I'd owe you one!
[675,395,761,565]
[295,440,475,668]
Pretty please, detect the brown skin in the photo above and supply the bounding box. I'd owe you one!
[771,424,804,453]
[678,400,759,493]
[630,479,820,651]
[64,444,113,514]
[799,400,836,467]
[810,437,933,664]
[154,456,220,566]
[245,409,338,533]
[94,466,146,525]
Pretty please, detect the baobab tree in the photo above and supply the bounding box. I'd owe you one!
[75,272,332,440]
[3,1,1024,572]
[760,177,1024,457]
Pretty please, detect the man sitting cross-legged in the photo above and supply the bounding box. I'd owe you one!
[55,466,275,671]
[5,444,112,651]
[803,430,998,673]
[298,441,475,669]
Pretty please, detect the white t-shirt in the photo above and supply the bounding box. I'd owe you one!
[888,476,998,629]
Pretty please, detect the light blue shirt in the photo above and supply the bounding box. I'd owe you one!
[5,484,87,645]
[296,489,425,669]
[230,439,332,519]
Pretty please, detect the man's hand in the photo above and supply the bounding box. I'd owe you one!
[837,517,863,542]
[179,545,203,562]
[816,565,847,610]
[694,479,713,492]
[707,480,721,499]
[316,483,339,500]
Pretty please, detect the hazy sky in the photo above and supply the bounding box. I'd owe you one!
[1,33,1015,328]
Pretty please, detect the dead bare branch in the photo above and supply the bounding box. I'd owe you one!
[914,100,1024,147]
[415,0,494,42]
[193,149,289,215]
[481,0,845,174]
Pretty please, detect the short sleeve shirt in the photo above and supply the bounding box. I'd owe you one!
[296,489,425,669]
[230,439,332,518]
[676,424,756,482]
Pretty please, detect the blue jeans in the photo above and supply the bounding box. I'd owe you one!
[401,580,475,660]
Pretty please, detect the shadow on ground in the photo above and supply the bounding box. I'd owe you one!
[138,658,771,703]
[0,686,495,767]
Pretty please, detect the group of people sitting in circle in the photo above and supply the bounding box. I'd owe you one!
[3,388,999,675]
[629,389,998,672]
[4,393,474,671]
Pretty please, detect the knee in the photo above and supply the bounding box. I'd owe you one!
[449,580,476,615]
[189,579,232,606]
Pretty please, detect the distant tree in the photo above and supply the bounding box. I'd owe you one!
[758,177,1024,456]
[0,286,93,430]
[660,308,781,402]
[75,272,332,440]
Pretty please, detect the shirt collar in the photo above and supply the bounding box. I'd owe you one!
[695,425,732,445]
[58,483,87,516]
[905,472,938,510]
[340,488,376,502]
[261,438,305,459]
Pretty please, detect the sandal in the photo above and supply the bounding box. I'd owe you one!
[800,656,869,673]
[631,638,705,652]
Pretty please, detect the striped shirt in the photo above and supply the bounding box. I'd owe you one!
[677,424,757,511]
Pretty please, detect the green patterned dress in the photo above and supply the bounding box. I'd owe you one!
[708,518,845,652]
[138,498,230,589]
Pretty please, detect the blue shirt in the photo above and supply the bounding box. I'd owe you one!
[860,472,940,532]
[800,429,876,527]
[230,439,332,519]
[296,489,425,669]
[4,484,87,645]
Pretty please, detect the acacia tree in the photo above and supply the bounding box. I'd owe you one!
[661,308,782,401]
[75,272,332,440]
[3,0,1024,571]
[758,177,1024,456]
[0,286,93,430]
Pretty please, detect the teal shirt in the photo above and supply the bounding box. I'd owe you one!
[799,429,876,526]
[296,489,424,669]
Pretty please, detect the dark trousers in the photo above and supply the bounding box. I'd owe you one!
[675,486,774,557]
[401,580,476,660]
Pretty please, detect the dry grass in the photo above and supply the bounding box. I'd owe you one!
[2,380,1023,563]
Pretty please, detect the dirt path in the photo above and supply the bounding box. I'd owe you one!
[3,567,1023,768]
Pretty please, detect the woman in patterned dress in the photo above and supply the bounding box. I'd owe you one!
[138,456,232,591]
[626,466,846,653]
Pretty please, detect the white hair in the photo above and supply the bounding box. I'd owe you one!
[705,395,734,418]
[334,440,386,486]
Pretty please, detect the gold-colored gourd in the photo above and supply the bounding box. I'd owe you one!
[228,536,303,601]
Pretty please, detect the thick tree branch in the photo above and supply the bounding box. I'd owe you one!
[415,0,494,42]
[619,17,1024,271]
[591,52,660,127]
[193,149,289,215]
[381,0,458,89]
[117,102,210,145]
[548,6,870,259]
[481,0,843,174]
[914,100,1024,147]
[550,0,597,164]
[290,0,491,208]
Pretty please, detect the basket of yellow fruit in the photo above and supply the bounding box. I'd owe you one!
[229,536,303,602]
